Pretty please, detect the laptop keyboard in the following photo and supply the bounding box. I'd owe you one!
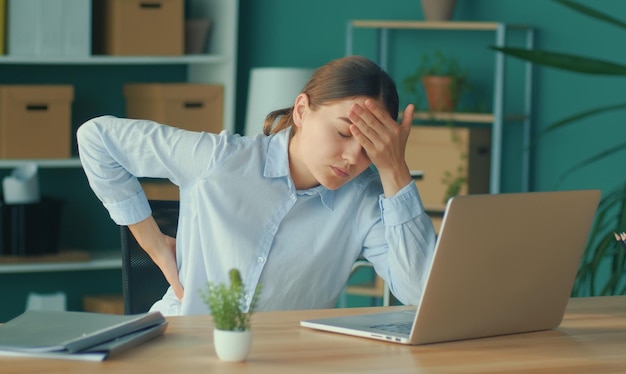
[369,322,413,334]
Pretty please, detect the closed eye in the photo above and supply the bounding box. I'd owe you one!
[338,131,350,138]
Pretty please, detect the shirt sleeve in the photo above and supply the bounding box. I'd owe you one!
[361,181,437,306]
[76,115,223,225]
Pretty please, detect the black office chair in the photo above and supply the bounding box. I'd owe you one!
[120,200,179,315]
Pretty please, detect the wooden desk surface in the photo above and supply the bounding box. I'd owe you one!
[2,296,626,373]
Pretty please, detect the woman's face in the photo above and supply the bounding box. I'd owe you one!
[289,94,375,190]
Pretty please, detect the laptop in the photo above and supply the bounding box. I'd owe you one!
[301,190,601,345]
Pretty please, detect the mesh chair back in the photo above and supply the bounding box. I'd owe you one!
[120,200,179,314]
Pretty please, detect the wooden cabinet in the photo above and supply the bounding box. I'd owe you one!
[405,126,491,212]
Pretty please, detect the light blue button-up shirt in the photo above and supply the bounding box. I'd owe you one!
[77,116,436,315]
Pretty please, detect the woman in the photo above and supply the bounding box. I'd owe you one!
[77,55,436,315]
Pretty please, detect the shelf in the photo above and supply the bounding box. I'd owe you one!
[408,112,527,125]
[0,249,121,274]
[351,20,500,31]
[350,20,532,31]
[413,112,493,123]
[345,282,385,297]
[0,158,82,169]
[0,54,227,65]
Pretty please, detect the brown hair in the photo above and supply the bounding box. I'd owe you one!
[262,55,400,136]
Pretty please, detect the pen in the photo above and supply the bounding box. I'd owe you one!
[614,232,626,251]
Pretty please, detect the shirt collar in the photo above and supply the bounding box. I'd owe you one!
[263,128,336,211]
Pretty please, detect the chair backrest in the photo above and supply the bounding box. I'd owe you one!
[120,200,179,315]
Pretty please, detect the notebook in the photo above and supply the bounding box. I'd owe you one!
[0,310,167,361]
[301,190,601,345]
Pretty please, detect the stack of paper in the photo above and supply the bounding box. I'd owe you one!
[0,310,167,361]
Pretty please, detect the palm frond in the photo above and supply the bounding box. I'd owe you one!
[490,47,626,76]
[555,142,626,186]
[540,102,626,135]
[573,183,626,296]
[555,0,626,30]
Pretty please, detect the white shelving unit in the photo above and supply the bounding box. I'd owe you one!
[0,250,121,274]
[346,20,535,194]
[0,158,82,168]
[0,159,116,274]
[0,0,239,275]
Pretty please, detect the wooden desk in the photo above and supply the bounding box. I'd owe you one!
[2,296,626,373]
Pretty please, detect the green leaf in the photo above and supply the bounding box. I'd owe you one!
[554,0,626,30]
[573,184,626,296]
[539,102,626,136]
[555,141,626,185]
[490,46,626,75]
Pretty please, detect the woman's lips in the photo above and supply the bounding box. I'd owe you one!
[331,166,349,178]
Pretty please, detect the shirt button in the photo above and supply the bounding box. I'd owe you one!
[244,295,251,302]
[291,195,297,201]
[257,256,265,264]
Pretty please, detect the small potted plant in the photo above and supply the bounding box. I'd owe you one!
[199,268,261,362]
[404,50,470,204]
[403,50,465,112]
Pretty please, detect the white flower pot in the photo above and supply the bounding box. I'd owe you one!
[213,329,252,362]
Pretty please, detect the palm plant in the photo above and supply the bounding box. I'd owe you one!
[491,0,626,296]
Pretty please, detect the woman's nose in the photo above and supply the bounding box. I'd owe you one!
[342,139,364,164]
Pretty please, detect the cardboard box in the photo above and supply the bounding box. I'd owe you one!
[8,0,91,56]
[93,0,183,56]
[124,83,224,133]
[83,295,124,315]
[0,85,74,159]
[405,126,491,210]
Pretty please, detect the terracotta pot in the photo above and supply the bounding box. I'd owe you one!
[213,329,252,362]
[420,0,457,21]
[422,76,458,112]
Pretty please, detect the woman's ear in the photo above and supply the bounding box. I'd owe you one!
[292,93,309,128]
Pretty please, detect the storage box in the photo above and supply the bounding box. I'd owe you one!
[124,83,224,133]
[405,126,491,210]
[8,0,91,56]
[0,197,63,256]
[0,85,74,159]
[93,0,183,56]
[83,295,124,315]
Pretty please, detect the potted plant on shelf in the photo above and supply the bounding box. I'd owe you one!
[404,50,469,204]
[200,268,261,362]
[403,49,465,113]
